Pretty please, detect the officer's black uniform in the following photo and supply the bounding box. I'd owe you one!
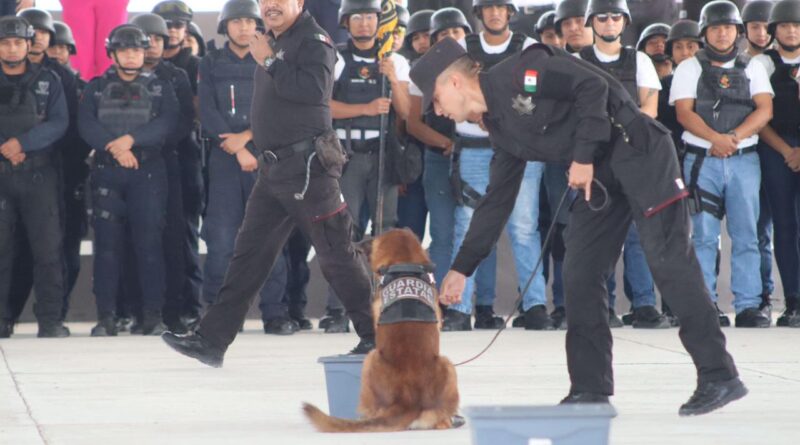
[410,40,741,403]
[187,11,375,353]
[0,17,69,337]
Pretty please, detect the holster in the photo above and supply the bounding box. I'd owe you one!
[314,129,348,178]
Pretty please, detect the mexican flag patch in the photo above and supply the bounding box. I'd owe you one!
[524,69,538,93]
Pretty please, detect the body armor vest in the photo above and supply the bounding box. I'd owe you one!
[97,72,157,138]
[465,32,526,71]
[207,47,256,134]
[695,50,755,135]
[0,65,46,139]
[580,45,640,106]
[764,49,800,133]
[333,42,387,134]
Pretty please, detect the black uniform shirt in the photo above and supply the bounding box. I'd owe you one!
[451,44,638,276]
[165,47,200,95]
[251,11,336,150]
[153,60,195,145]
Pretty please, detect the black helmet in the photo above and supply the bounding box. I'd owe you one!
[636,23,670,51]
[217,0,264,35]
[742,1,774,24]
[585,0,631,26]
[404,9,434,47]
[338,0,381,25]
[666,19,703,55]
[699,0,744,36]
[430,7,472,43]
[106,24,150,56]
[187,22,207,56]
[16,8,55,42]
[472,0,517,18]
[152,1,194,23]
[554,0,588,34]
[53,21,76,55]
[396,4,410,28]
[768,0,800,35]
[0,16,34,41]
[535,10,557,36]
[131,13,169,40]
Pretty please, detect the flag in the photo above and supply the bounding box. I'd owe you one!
[376,0,398,60]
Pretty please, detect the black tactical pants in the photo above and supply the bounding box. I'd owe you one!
[0,159,65,326]
[196,145,375,349]
[562,117,739,395]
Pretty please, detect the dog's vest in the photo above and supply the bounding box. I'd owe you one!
[378,264,438,325]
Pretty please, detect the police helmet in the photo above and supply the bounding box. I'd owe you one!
[217,0,264,35]
[188,22,207,57]
[404,9,434,47]
[131,13,169,41]
[396,4,410,28]
[699,0,745,36]
[742,1,774,24]
[152,0,194,23]
[0,16,34,41]
[53,21,77,55]
[636,23,671,52]
[585,0,631,26]
[472,0,517,18]
[430,7,472,43]
[16,8,55,43]
[106,24,151,57]
[666,19,703,56]
[554,0,588,35]
[768,0,800,36]
[338,0,382,26]
[536,10,557,37]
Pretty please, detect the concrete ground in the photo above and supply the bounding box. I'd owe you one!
[1,319,797,445]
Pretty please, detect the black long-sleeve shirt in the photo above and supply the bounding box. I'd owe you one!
[251,11,336,150]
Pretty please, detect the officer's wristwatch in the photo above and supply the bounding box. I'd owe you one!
[263,55,276,69]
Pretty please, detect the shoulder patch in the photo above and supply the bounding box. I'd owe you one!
[311,33,333,47]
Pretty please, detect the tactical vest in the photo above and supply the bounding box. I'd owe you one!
[579,45,640,106]
[377,264,438,325]
[96,71,157,138]
[465,32,527,71]
[0,65,47,139]
[206,47,256,134]
[333,42,386,134]
[764,49,800,133]
[694,50,755,135]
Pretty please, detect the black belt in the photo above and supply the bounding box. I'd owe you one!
[344,138,379,154]
[0,153,52,174]
[261,138,314,164]
[457,136,491,149]
[684,144,757,157]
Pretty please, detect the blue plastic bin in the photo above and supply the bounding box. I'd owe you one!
[464,404,617,445]
[317,354,366,420]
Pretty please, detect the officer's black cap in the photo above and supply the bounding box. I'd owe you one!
[409,37,467,113]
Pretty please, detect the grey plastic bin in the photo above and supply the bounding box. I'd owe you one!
[317,354,366,420]
[464,404,617,445]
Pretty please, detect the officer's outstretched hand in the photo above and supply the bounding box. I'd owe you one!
[440,270,466,306]
[115,151,139,170]
[364,98,392,116]
[568,162,594,202]
[236,150,259,172]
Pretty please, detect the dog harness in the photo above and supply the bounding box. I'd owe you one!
[377,263,439,325]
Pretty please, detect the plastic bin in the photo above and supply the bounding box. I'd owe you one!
[317,354,366,420]
[464,404,617,445]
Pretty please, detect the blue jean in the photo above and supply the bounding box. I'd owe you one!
[542,163,571,308]
[684,150,762,313]
[759,134,800,299]
[201,148,289,320]
[396,170,428,241]
[757,183,775,295]
[622,225,657,308]
[450,148,546,313]
[422,149,497,301]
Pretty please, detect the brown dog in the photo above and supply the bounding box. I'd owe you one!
[303,228,459,432]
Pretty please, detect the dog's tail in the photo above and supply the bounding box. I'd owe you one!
[302,403,420,433]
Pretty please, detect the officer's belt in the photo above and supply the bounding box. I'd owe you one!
[377,263,439,326]
[0,152,52,174]
[684,143,757,220]
[261,138,315,164]
[456,135,491,149]
[343,137,379,154]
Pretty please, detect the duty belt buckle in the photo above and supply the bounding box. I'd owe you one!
[262,150,279,164]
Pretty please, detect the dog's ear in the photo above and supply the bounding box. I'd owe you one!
[355,237,374,262]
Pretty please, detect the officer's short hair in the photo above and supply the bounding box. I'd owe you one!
[440,55,481,79]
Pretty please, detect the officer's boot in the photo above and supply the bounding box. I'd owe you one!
[141,311,168,336]
[164,312,189,335]
[116,316,134,333]
[289,306,312,331]
[322,309,350,333]
[630,306,671,329]
[91,314,118,337]
[777,297,799,327]
[38,321,70,338]
[474,305,505,329]
[550,306,567,330]
[441,309,472,331]
[0,319,13,338]
[511,302,525,327]
[715,303,731,327]
[608,308,624,328]
[662,301,680,327]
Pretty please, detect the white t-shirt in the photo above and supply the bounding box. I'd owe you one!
[752,52,800,77]
[573,46,662,91]
[408,32,537,138]
[333,51,410,140]
[669,56,774,149]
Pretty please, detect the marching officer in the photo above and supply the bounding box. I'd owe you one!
[670,0,774,328]
[198,0,297,335]
[0,16,69,338]
[753,0,800,328]
[162,1,376,366]
[78,24,179,336]
[742,0,774,57]
[413,36,746,415]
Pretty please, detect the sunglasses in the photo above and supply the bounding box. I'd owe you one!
[595,13,625,23]
[166,20,187,29]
